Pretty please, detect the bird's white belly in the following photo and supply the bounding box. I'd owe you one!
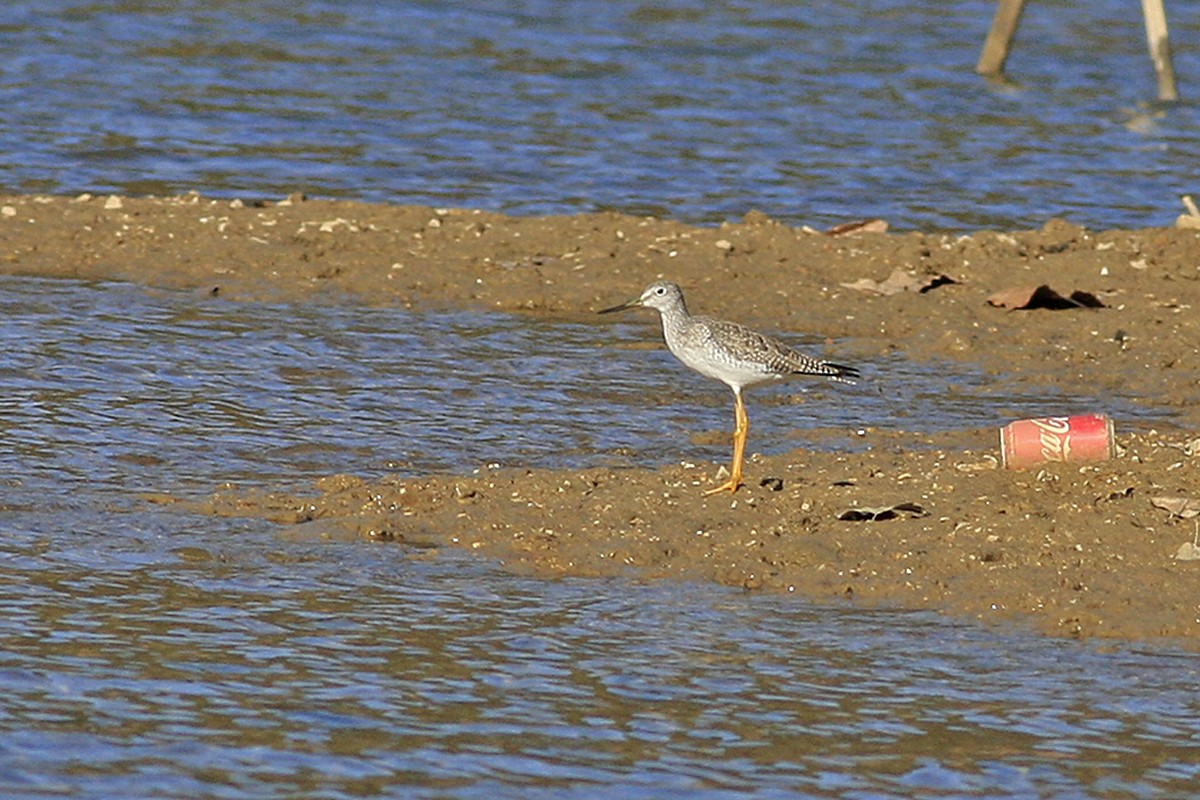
[672,346,777,391]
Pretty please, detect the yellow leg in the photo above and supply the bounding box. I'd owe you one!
[705,391,748,495]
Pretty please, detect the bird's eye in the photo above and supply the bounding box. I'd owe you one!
[654,287,666,295]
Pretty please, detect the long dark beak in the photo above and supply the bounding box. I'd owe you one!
[597,297,640,315]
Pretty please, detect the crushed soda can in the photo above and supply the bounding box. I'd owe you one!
[999,413,1115,469]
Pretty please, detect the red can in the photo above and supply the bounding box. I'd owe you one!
[999,413,1115,469]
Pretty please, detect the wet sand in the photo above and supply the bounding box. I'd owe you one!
[5,192,1200,643]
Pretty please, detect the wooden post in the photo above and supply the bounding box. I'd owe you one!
[977,0,1029,75]
[1141,0,1179,101]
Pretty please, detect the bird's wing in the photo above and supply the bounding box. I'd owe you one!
[698,318,793,375]
[702,317,856,380]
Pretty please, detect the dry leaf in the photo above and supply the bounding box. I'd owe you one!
[986,284,1105,310]
[839,502,927,522]
[1175,542,1200,561]
[1151,497,1200,519]
[841,268,956,296]
[826,219,889,236]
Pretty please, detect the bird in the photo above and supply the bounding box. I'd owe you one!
[598,280,859,495]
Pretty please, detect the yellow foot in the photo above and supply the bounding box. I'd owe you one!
[703,478,743,496]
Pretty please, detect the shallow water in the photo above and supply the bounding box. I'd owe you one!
[0,275,1158,501]
[4,536,1200,799]
[2,0,1197,230]
[1,276,1198,798]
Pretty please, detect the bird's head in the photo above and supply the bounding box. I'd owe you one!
[598,280,685,316]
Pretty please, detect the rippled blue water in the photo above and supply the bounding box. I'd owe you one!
[2,523,1199,799]
[2,0,1197,229]
[3,2,1199,796]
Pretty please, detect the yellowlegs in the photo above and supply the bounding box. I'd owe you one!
[599,280,859,495]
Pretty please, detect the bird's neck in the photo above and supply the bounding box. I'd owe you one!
[657,306,690,343]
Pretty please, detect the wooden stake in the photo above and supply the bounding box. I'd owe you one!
[977,0,1029,75]
[1141,0,1179,101]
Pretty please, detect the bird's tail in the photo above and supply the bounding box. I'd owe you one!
[817,361,860,384]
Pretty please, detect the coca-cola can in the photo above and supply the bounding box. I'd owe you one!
[999,413,1115,469]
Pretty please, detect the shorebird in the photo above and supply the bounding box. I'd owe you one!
[599,280,859,494]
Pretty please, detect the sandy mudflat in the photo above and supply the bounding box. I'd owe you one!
[5,192,1199,643]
